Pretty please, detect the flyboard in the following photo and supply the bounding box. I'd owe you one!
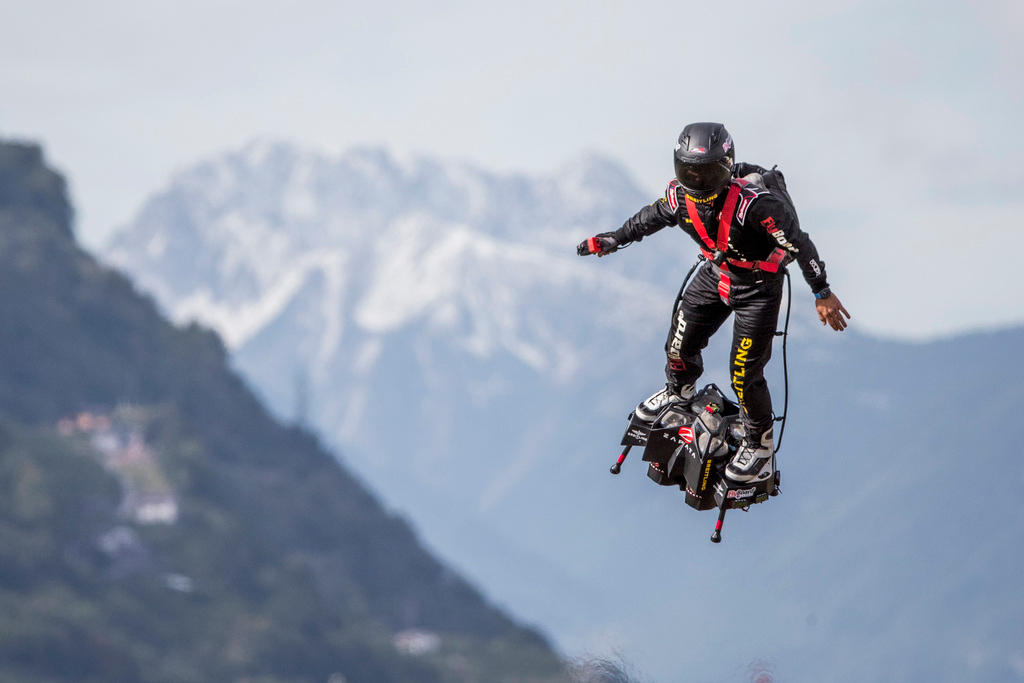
[609,384,780,543]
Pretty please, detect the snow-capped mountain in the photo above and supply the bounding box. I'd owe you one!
[107,140,690,487]
[109,141,660,339]
[107,142,1024,682]
[107,139,689,657]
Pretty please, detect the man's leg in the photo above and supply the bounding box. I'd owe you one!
[667,264,734,387]
[637,265,732,420]
[725,276,783,482]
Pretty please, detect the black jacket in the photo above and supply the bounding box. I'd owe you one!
[612,164,829,293]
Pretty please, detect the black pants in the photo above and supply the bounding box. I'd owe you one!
[664,262,783,437]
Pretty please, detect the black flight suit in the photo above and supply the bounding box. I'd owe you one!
[612,165,829,438]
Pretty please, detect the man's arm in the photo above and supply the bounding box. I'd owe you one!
[748,193,851,331]
[577,184,680,257]
[748,193,828,293]
[611,194,679,245]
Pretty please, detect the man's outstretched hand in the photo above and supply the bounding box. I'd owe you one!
[576,234,619,257]
[816,292,851,331]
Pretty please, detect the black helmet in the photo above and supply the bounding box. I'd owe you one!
[674,122,735,199]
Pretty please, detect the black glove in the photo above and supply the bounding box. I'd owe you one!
[576,233,620,257]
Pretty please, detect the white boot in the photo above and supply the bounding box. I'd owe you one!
[726,426,774,483]
[635,384,695,422]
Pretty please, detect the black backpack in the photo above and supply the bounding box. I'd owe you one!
[737,162,797,216]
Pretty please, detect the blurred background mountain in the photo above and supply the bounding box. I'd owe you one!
[0,140,567,683]
[104,141,1024,681]
[5,2,1023,681]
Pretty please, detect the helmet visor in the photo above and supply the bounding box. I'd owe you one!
[674,159,732,195]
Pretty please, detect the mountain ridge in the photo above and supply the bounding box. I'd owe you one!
[106,139,1024,682]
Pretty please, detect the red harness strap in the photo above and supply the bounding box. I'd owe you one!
[726,248,787,273]
[686,182,742,303]
[684,183,740,254]
[683,179,788,303]
[717,272,731,304]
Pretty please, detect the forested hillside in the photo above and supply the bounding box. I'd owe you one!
[0,141,566,682]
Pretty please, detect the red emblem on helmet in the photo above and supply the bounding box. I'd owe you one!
[678,426,695,443]
[690,147,707,154]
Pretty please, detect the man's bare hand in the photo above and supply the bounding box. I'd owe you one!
[816,293,851,331]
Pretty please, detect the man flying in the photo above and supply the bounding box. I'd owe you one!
[577,122,849,484]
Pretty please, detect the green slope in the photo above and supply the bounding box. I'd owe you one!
[0,141,565,683]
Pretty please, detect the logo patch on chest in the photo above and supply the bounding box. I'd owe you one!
[736,195,755,224]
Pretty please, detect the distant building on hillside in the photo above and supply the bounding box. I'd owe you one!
[57,408,180,525]
[393,629,441,656]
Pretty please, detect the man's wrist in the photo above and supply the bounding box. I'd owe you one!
[814,286,832,300]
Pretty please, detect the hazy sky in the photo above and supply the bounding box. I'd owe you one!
[1,0,1021,339]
